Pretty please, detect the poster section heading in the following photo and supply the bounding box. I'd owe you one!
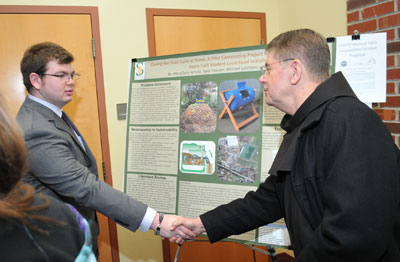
[134,48,266,80]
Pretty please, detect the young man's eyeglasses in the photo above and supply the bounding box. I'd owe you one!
[260,58,295,74]
[41,73,81,81]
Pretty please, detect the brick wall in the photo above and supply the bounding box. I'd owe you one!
[347,0,400,147]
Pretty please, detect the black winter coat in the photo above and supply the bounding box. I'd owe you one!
[201,72,400,262]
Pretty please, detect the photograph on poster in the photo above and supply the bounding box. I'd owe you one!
[218,79,261,133]
[217,135,259,183]
[180,81,218,133]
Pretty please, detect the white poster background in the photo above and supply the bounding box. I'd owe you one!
[335,32,386,102]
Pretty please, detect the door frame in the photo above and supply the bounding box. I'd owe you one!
[0,5,119,262]
[146,8,267,262]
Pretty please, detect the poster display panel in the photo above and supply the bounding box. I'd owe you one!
[123,34,386,248]
[124,45,289,247]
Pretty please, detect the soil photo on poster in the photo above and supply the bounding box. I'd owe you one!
[180,81,218,133]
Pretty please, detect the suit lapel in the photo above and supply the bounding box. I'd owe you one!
[59,113,97,165]
[25,98,92,160]
[55,112,93,159]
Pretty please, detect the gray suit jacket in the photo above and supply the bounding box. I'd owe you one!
[17,97,149,251]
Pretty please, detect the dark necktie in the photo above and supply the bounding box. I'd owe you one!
[61,112,86,150]
[61,112,74,131]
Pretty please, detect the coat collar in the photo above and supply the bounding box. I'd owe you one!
[28,94,62,117]
[281,72,357,133]
[269,72,357,176]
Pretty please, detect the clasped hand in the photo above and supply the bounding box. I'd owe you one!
[159,215,205,244]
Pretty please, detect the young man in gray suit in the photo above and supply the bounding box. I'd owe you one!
[17,42,192,255]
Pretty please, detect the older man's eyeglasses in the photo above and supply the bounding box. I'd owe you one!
[41,73,81,81]
[260,58,295,74]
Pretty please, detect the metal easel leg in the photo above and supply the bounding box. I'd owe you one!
[252,244,257,262]
[267,245,277,262]
[174,244,182,262]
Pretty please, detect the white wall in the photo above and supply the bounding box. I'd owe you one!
[276,0,347,39]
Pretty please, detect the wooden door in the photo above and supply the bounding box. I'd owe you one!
[0,7,116,262]
[146,8,266,57]
[146,8,274,262]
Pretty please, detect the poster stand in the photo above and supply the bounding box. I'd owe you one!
[125,45,291,261]
[124,33,386,260]
[173,239,287,262]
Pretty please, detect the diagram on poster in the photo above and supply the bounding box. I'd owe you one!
[180,140,215,174]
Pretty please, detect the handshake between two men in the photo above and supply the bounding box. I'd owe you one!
[152,214,205,244]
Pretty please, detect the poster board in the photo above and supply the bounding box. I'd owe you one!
[123,32,387,249]
[328,32,387,103]
[123,45,290,248]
